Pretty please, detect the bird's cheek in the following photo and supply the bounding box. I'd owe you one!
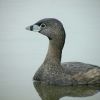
[40,29,52,39]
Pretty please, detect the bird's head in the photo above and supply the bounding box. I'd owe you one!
[26,18,66,41]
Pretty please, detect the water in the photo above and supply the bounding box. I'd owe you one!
[0,43,100,100]
[1,68,100,100]
[0,0,100,100]
[34,82,100,100]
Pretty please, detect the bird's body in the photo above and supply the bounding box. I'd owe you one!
[26,18,100,85]
[33,62,100,85]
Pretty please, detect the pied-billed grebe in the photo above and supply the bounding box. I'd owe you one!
[26,18,100,85]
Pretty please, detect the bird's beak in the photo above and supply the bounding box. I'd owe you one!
[26,25,41,32]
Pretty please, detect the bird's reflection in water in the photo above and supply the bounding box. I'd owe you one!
[33,82,100,100]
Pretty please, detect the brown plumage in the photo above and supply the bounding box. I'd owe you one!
[26,18,100,85]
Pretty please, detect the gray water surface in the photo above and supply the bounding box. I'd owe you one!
[0,0,100,100]
[0,44,100,100]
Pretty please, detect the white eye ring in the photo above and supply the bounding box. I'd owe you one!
[40,23,46,28]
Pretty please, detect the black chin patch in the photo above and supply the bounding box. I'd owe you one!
[48,37,52,40]
[30,25,33,31]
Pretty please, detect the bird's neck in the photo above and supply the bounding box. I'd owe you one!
[43,40,63,65]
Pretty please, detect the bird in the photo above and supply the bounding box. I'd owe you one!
[26,18,100,85]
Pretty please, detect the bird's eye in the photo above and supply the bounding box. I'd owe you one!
[40,23,46,28]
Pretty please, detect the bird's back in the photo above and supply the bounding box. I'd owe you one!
[62,62,100,84]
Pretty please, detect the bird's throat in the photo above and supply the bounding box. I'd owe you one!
[43,40,63,65]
